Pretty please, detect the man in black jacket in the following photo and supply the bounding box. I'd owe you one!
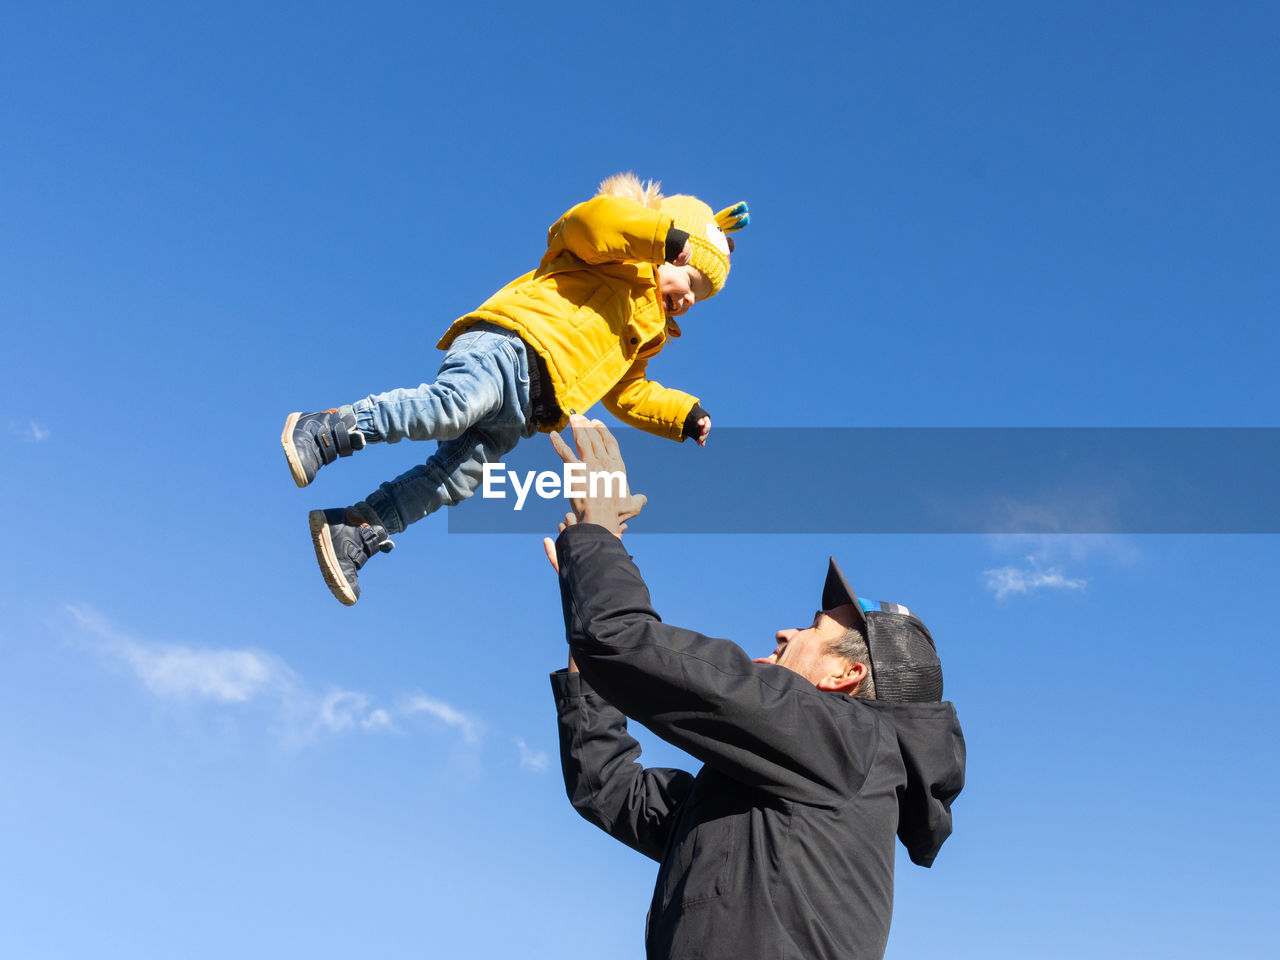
[545,417,966,960]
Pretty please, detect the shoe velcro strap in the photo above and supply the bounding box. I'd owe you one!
[332,417,368,458]
[316,429,340,466]
[356,522,394,557]
[333,421,356,458]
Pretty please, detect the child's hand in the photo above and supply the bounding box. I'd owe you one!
[674,239,691,267]
[695,415,711,447]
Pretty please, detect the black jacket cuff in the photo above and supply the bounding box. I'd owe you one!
[549,668,590,699]
[682,404,709,440]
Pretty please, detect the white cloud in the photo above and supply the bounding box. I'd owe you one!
[126,645,285,702]
[362,708,396,733]
[67,603,293,702]
[515,738,550,773]
[981,533,1138,600]
[7,419,51,442]
[64,604,473,748]
[403,695,482,744]
[318,689,371,732]
[984,559,1087,600]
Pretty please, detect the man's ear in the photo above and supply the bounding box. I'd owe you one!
[817,660,867,696]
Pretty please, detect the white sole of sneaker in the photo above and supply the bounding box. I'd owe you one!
[309,510,358,606]
[281,412,311,488]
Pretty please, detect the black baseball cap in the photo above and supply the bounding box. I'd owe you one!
[822,558,944,702]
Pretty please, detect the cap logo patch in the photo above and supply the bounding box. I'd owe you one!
[878,601,913,617]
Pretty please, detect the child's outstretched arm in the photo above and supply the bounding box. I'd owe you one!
[603,357,708,444]
[552,196,681,267]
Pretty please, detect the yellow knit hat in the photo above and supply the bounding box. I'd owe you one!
[658,195,750,299]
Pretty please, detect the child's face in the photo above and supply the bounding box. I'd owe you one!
[657,264,713,317]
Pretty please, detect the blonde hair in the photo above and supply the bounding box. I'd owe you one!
[597,171,664,209]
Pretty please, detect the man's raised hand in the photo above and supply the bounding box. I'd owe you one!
[547,415,646,538]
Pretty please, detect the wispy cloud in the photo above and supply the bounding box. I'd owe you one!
[984,559,1087,600]
[317,689,374,732]
[403,695,482,744]
[981,534,1138,600]
[362,709,395,733]
[66,604,291,702]
[64,604,476,749]
[515,738,550,773]
[10,419,50,442]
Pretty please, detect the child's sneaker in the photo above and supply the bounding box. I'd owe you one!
[308,506,395,606]
[282,408,366,488]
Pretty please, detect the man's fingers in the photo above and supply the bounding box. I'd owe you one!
[561,414,637,539]
[549,430,578,466]
[555,511,578,536]
[574,418,630,493]
[571,415,608,463]
[542,537,559,574]
[570,417,597,461]
[570,417,629,483]
[598,422,625,465]
[618,493,647,522]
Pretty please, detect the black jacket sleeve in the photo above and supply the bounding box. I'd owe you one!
[556,524,879,804]
[551,668,695,862]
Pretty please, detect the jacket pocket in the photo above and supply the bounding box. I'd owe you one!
[567,283,618,329]
[659,794,737,908]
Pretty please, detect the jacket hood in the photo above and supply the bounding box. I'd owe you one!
[865,698,966,867]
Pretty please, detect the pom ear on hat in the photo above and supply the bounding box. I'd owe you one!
[715,202,750,233]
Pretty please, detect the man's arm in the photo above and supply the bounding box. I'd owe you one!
[544,417,874,801]
[555,524,878,804]
[553,657,694,862]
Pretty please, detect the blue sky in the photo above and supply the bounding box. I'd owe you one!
[2,2,1278,957]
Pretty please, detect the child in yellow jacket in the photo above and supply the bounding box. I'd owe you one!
[282,173,748,605]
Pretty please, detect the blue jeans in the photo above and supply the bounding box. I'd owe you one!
[349,323,536,534]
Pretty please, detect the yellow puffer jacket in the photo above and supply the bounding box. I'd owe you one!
[436,195,699,442]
